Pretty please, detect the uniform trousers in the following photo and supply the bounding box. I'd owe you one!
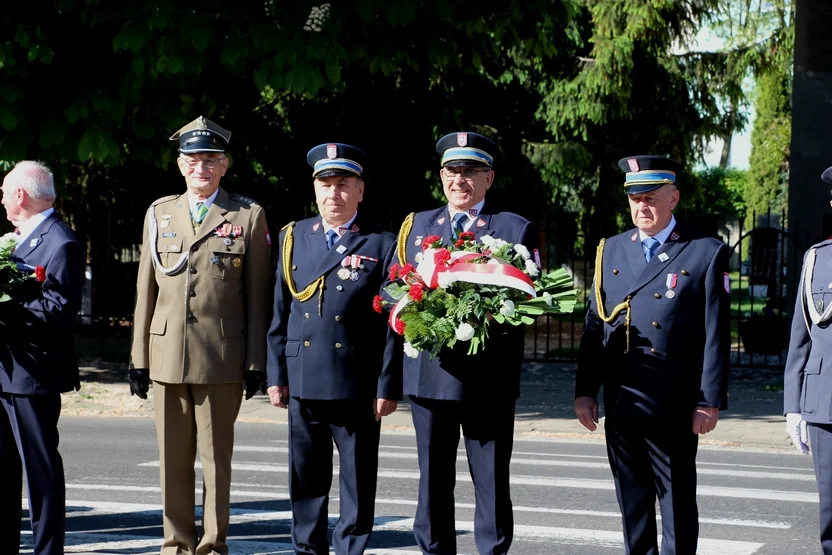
[288,397,381,555]
[153,381,243,555]
[604,414,699,555]
[0,392,65,555]
[410,396,516,555]
[809,423,832,554]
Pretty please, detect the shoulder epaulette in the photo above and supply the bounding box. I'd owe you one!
[280,221,295,232]
[151,194,179,207]
[230,194,259,207]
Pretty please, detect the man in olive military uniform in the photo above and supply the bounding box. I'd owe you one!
[575,156,730,555]
[392,132,535,555]
[784,166,832,555]
[267,143,401,555]
[129,116,271,555]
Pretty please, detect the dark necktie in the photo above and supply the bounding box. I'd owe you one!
[326,229,338,250]
[452,212,467,237]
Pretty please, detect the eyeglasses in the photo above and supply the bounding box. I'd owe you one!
[443,168,489,180]
[179,156,226,170]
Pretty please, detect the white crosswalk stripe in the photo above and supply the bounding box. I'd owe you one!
[36,441,817,555]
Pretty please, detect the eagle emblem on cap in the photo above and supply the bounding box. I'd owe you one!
[196,116,208,131]
[457,133,468,147]
[327,144,338,159]
[627,158,639,172]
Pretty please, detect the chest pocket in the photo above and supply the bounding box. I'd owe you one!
[156,238,183,270]
[207,237,246,280]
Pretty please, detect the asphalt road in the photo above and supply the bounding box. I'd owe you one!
[18,416,822,554]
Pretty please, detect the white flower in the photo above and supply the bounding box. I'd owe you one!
[542,292,553,307]
[525,259,539,277]
[513,244,530,260]
[455,322,475,342]
[0,232,19,249]
[437,272,454,289]
[403,342,419,359]
[499,300,516,317]
[480,235,497,248]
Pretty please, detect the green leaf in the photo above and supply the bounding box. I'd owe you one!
[325,58,341,84]
[253,66,270,90]
[77,130,94,161]
[156,55,169,73]
[131,55,144,75]
[492,313,506,323]
[520,315,535,325]
[0,103,17,131]
[190,24,212,52]
[384,283,406,300]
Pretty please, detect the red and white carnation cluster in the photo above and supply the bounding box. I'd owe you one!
[375,233,576,358]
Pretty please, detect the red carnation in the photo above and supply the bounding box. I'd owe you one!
[422,235,442,251]
[388,263,400,281]
[433,248,451,265]
[455,239,465,248]
[34,266,47,283]
[394,319,406,334]
[459,231,475,241]
[372,295,384,313]
[408,283,425,302]
[400,263,415,277]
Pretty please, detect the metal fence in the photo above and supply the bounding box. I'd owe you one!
[524,208,803,369]
[76,207,804,369]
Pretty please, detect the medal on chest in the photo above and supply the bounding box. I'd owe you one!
[665,273,678,299]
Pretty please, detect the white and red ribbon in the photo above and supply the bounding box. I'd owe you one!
[389,248,536,332]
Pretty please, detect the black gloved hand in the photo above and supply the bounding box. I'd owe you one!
[244,370,267,400]
[128,367,150,399]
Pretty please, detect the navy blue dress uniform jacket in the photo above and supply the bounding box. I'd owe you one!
[577,225,730,419]
[0,215,84,394]
[267,216,402,400]
[396,204,534,400]
[784,239,832,423]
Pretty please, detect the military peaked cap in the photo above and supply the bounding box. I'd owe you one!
[170,116,231,154]
[306,143,368,179]
[436,132,497,168]
[617,155,683,194]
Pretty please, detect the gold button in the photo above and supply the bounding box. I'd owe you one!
[335,315,341,322]
[652,321,658,327]
[335,343,342,348]
[304,313,310,319]
[612,269,619,275]
[303,340,310,347]
[681,270,689,276]
[650,348,657,354]
[654,293,661,299]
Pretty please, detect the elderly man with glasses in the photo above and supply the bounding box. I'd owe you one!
[390,132,536,555]
[128,116,271,554]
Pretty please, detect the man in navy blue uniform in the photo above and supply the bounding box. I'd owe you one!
[392,132,534,555]
[784,165,832,555]
[575,156,730,555]
[0,161,84,555]
[267,143,401,555]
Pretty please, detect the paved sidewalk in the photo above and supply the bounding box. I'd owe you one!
[65,362,794,452]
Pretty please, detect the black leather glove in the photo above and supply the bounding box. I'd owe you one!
[244,370,267,400]
[128,367,150,399]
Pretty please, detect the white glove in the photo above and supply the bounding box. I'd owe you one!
[786,413,810,455]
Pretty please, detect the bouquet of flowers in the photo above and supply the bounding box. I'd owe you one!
[0,232,46,302]
[374,232,577,357]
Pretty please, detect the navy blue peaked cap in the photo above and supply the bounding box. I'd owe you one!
[306,143,368,178]
[436,132,497,168]
[822,167,832,184]
[617,155,683,194]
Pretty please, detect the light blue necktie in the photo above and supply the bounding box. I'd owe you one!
[452,212,467,237]
[326,229,338,250]
[643,237,660,262]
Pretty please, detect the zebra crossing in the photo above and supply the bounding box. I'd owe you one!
[21,420,820,554]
